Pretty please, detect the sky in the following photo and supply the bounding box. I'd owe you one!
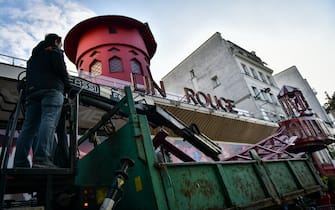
[0,0,334,104]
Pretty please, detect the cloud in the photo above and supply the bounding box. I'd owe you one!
[0,0,96,72]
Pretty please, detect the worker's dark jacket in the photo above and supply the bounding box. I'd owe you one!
[26,41,69,94]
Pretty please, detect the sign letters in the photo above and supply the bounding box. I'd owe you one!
[184,87,236,113]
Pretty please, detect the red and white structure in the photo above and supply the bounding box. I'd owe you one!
[64,15,163,95]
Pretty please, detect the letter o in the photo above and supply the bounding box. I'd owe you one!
[196,91,209,107]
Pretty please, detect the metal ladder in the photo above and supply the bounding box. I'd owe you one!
[0,88,24,207]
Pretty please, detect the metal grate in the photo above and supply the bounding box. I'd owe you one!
[109,57,122,72]
[90,60,102,76]
[130,59,141,74]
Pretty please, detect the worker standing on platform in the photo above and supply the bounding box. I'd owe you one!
[14,33,69,168]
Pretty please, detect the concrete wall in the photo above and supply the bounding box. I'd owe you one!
[162,33,249,99]
[0,62,25,80]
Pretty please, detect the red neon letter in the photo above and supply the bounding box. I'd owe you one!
[184,87,198,104]
[196,91,209,107]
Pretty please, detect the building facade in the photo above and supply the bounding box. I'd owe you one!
[162,32,285,122]
[274,65,333,127]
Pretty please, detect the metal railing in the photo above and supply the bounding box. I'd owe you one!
[0,53,27,67]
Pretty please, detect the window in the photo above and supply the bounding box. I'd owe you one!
[252,86,267,100]
[129,50,138,55]
[250,67,259,80]
[108,47,120,53]
[267,75,274,86]
[252,86,259,97]
[269,93,277,104]
[258,71,267,83]
[130,59,142,74]
[241,63,250,76]
[79,60,83,67]
[90,60,102,76]
[190,69,195,78]
[109,57,122,72]
[90,51,100,58]
[261,91,269,101]
[211,75,220,88]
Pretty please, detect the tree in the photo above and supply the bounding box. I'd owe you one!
[324,91,335,114]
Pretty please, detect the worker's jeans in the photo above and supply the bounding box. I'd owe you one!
[14,89,64,167]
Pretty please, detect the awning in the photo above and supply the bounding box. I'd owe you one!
[153,98,278,144]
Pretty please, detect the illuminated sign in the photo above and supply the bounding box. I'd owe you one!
[184,87,236,113]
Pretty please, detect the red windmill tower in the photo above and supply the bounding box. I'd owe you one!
[64,15,165,96]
